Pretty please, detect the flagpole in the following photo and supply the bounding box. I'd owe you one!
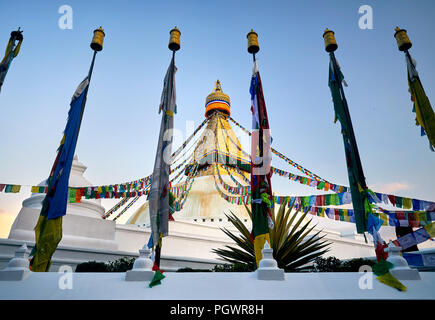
[76,50,97,136]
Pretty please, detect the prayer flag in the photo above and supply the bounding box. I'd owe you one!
[406,53,435,150]
[328,54,370,233]
[250,60,273,267]
[0,30,23,93]
[148,54,177,267]
[30,75,91,272]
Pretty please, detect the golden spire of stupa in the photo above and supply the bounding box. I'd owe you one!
[205,80,231,117]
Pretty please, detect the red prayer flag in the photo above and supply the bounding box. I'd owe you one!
[388,195,396,206]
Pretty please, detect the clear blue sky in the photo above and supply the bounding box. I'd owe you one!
[0,0,434,230]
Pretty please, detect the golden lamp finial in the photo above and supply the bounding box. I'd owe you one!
[214,80,222,92]
[90,26,105,51]
[169,26,181,51]
[394,26,412,51]
[323,28,338,52]
[247,29,259,54]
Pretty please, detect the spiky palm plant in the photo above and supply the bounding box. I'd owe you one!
[212,198,331,271]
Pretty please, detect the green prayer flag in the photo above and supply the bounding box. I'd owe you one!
[328,54,369,233]
[395,196,403,208]
[317,181,325,190]
[325,194,331,206]
[406,53,435,150]
[301,196,309,208]
[149,270,165,288]
[331,193,339,205]
[69,188,76,203]
[372,259,393,276]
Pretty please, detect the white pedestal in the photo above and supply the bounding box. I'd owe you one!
[256,242,285,281]
[125,245,154,281]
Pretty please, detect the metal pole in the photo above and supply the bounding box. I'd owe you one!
[75,50,97,151]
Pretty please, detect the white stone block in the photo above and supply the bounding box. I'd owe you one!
[0,244,30,281]
[125,270,154,281]
[390,268,421,280]
[257,268,285,281]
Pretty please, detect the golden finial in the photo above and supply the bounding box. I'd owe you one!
[394,26,412,51]
[247,29,259,54]
[90,26,105,51]
[169,26,181,51]
[323,28,338,52]
[213,80,222,92]
[205,80,231,117]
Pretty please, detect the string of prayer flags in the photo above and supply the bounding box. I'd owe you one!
[215,164,250,196]
[403,252,435,267]
[222,164,251,185]
[103,197,129,219]
[113,196,140,221]
[271,167,349,193]
[391,222,435,250]
[3,184,21,193]
[170,117,208,160]
[213,166,251,205]
[227,115,329,183]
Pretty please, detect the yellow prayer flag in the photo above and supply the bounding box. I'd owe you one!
[424,222,435,238]
[319,208,325,217]
[254,233,270,267]
[31,186,39,193]
[376,273,407,291]
[403,198,412,209]
[11,185,21,193]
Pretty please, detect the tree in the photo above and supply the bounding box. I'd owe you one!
[212,198,331,271]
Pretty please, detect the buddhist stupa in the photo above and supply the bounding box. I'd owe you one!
[127,80,251,226]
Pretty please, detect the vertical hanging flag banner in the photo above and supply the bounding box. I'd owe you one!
[405,53,435,151]
[148,52,177,267]
[30,76,90,272]
[29,27,104,272]
[250,59,274,267]
[394,27,435,151]
[0,29,23,93]
[326,29,370,234]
